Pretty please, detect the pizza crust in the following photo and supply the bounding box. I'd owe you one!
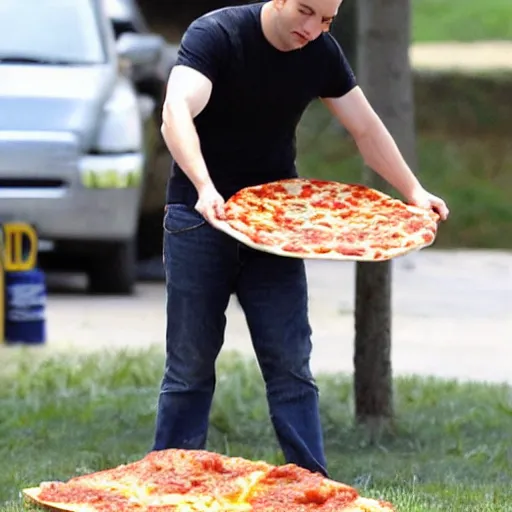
[23,487,96,512]
[214,218,435,262]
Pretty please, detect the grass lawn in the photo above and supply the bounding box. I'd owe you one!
[1,348,511,511]
[412,0,512,42]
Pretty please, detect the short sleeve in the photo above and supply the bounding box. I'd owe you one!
[176,17,229,83]
[318,34,357,98]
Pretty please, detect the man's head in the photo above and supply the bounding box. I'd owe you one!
[266,0,342,51]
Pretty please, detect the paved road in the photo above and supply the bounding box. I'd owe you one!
[11,249,509,385]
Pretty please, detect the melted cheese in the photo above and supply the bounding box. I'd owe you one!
[232,470,266,503]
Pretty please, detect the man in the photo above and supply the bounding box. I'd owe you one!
[153,0,449,477]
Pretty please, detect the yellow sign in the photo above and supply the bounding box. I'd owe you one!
[2,223,38,272]
[0,222,38,343]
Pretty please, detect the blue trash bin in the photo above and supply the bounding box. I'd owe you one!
[5,268,47,344]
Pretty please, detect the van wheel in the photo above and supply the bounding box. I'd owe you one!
[87,240,137,295]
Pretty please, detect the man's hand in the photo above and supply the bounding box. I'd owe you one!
[195,184,226,226]
[407,186,450,221]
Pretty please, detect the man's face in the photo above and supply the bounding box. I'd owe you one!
[273,0,341,50]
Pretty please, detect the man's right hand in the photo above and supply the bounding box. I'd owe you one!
[195,184,226,226]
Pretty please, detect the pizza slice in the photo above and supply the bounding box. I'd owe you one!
[140,450,272,510]
[23,449,396,512]
[247,464,357,511]
[245,464,396,512]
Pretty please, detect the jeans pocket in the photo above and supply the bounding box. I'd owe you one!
[163,204,207,235]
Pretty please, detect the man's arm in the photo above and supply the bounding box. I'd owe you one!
[322,87,449,220]
[161,64,225,222]
[161,64,212,192]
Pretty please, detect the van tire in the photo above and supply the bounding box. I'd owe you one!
[87,240,137,295]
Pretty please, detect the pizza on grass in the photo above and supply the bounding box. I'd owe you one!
[23,449,395,512]
[216,178,440,261]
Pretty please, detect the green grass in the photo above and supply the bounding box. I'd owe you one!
[1,348,511,511]
[295,99,512,249]
[412,0,512,42]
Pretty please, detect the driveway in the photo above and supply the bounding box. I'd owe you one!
[9,249,509,385]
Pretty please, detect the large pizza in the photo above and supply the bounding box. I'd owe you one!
[216,178,440,261]
[23,449,395,512]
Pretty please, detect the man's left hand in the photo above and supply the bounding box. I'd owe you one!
[407,187,450,221]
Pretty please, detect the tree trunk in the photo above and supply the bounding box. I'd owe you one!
[353,0,417,430]
[330,0,358,72]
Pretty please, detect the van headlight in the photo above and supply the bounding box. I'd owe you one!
[94,79,143,153]
[78,80,145,189]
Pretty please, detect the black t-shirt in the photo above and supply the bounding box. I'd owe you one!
[166,1,357,205]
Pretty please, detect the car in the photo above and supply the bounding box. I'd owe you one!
[104,0,177,106]
[103,0,179,262]
[0,0,165,294]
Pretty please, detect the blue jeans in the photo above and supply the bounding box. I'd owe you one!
[152,203,327,476]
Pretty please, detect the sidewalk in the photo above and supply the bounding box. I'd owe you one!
[410,41,512,71]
